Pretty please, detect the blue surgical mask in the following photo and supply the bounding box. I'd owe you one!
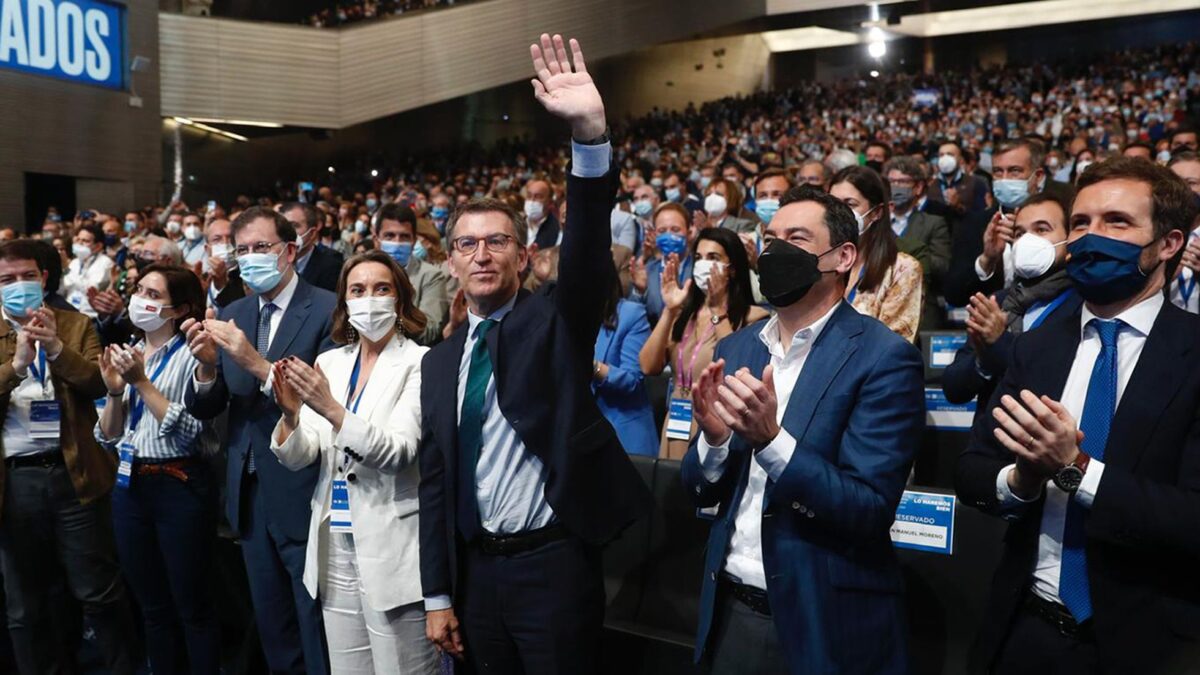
[993,178,1031,209]
[237,252,285,294]
[1066,233,1158,305]
[381,240,414,267]
[755,198,780,224]
[124,220,137,233]
[430,206,449,221]
[413,241,428,261]
[366,198,378,210]
[655,233,688,258]
[1,281,44,318]
[665,187,681,203]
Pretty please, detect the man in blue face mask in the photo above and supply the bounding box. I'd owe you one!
[629,202,695,325]
[372,203,447,346]
[956,157,1200,674]
[183,206,337,675]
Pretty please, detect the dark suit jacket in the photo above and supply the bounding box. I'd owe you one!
[681,303,925,674]
[184,276,337,540]
[418,168,653,603]
[214,269,246,309]
[955,301,1200,674]
[896,210,952,331]
[298,245,344,293]
[530,211,561,250]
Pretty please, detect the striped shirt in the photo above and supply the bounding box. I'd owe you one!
[94,334,215,460]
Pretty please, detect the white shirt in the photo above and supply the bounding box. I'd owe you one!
[994,293,1161,606]
[2,315,57,458]
[1169,230,1200,314]
[182,238,207,266]
[695,301,840,590]
[62,253,114,318]
[890,197,926,238]
[975,243,1015,290]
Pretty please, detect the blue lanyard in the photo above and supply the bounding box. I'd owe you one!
[27,347,46,388]
[1027,289,1077,331]
[127,336,186,432]
[345,353,367,414]
[1179,272,1198,308]
[847,266,866,305]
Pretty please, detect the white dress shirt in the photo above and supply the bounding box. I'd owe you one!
[1169,230,1200,314]
[994,293,1161,606]
[2,312,57,458]
[182,238,207,266]
[974,243,1015,290]
[694,301,840,590]
[62,253,114,318]
[890,197,926,237]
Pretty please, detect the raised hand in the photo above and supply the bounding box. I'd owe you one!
[90,289,125,319]
[693,359,730,446]
[979,210,1015,274]
[713,366,780,447]
[271,361,302,424]
[25,308,62,358]
[965,292,1008,347]
[661,254,691,311]
[280,357,339,423]
[529,34,606,140]
[111,344,147,384]
[100,346,127,394]
[11,327,36,373]
[1181,237,1200,274]
[705,261,729,306]
[184,307,220,381]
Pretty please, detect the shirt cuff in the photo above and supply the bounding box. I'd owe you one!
[696,433,731,483]
[260,368,276,399]
[571,141,612,178]
[1073,459,1104,509]
[754,428,796,482]
[192,367,216,394]
[975,256,995,282]
[974,358,993,381]
[424,595,452,612]
[995,463,1041,506]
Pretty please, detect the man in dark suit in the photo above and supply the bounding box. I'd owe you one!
[885,156,952,331]
[280,202,343,293]
[419,34,651,673]
[955,157,1200,674]
[523,177,560,250]
[183,206,336,675]
[944,139,1076,307]
[681,186,925,674]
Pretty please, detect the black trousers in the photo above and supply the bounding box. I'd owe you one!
[0,463,138,675]
[459,536,604,675]
[992,604,1098,675]
[703,588,788,675]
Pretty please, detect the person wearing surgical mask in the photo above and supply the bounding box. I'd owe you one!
[270,250,437,675]
[942,193,1079,419]
[752,169,791,227]
[703,179,755,234]
[629,203,695,325]
[280,202,344,293]
[164,212,185,242]
[95,264,220,675]
[180,213,208,267]
[1069,148,1096,185]
[102,218,129,268]
[204,218,243,309]
[371,203,448,345]
[928,141,990,215]
[830,166,923,343]
[1167,151,1200,313]
[662,170,701,210]
[638,227,767,460]
[522,179,560,249]
[62,223,114,319]
[631,183,661,226]
[885,157,952,331]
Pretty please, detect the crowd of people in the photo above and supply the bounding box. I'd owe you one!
[302,0,471,27]
[3,30,1200,675]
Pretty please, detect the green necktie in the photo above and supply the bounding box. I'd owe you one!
[457,319,498,540]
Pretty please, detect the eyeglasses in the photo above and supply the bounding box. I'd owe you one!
[452,234,517,255]
[234,241,285,257]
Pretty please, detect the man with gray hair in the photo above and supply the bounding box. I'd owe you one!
[90,235,185,346]
[141,234,184,266]
[825,148,859,174]
[885,155,952,330]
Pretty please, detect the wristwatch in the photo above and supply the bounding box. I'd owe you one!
[1052,451,1091,493]
[574,127,611,146]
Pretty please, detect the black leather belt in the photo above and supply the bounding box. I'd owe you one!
[1023,590,1094,642]
[721,573,771,616]
[475,523,568,557]
[5,451,64,470]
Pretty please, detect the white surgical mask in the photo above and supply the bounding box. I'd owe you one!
[704,193,728,218]
[129,294,172,332]
[72,243,93,260]
[524,199,545,222]
[692,259,725,293]
[853,204,880,234]
[1012,233,1066,279]
[166,221,182,234]
[937,154,958,175]
[346,296,397,342]
[183,225,202,241]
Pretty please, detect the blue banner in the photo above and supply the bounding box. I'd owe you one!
[0,0,125,89]
[890,490,956,555]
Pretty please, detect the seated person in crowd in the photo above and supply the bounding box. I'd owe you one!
[593,263,658,457]
[630,203,696,325]
[372,203,449,345]
[62,223,114,318]
[884,156,952,332]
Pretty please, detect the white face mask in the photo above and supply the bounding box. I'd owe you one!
[704,193,728,218]
[129,294,172,332]
[72,243,93,260]
[166,221,182,234]
[524,199,545,223]
[183,225,202,241]
[937,154,959,175]
[1011,233,1066,279]
[346,296,397,342]
[853,204,880,234]
[692,259,725,293]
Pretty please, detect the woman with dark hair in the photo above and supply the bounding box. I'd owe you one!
[592,261,658,457]
[830,165,924,343]
[1069,147,1096,184]
[639,227,768,459]
[270,250,438,674]
[94,263,220,675]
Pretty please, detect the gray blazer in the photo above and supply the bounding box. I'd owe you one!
[896,210,951,331]
[405,257,449,346]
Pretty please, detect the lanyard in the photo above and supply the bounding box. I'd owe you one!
[847,266,867,305]
[1026,289,1077,331]
[1179,272,1198,308]
[675,316,718,394]
[345,352,367,414]
[127,336,186,432]
[27,346,47,389]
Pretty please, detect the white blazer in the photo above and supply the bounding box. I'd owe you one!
[271,334,429,612]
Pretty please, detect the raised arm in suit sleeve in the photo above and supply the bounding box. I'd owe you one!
[185,367,230,420]
[766,339,925,545]
[270,409,323,471]
[942,344,991,404]
[595,304,650,396]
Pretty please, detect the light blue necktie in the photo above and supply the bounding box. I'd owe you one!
[1059,318,1122,622]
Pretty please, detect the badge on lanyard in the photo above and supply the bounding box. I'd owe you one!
[29,400,61,439]
[666,397,694,441]
[116,441,135,489]
[330,478,353,533]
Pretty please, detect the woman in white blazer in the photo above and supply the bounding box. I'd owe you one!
[271,250,437,674]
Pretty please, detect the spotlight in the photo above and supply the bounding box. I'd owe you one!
[328,166,335,173]
[870,70,880,78]
[868,40,886,59]
[371,169,379,177]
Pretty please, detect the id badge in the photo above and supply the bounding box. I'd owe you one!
[666,397,694,441]
[68,291,84,309]
[29,400,61,440]
[330,479,353,533]
[116,442,134,489]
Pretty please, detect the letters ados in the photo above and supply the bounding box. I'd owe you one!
[0,0,118,84]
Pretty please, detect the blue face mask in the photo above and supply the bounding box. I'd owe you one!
[755,198,780,225]
[237,252,285,294]
[366,198,378,210]
[633,199,654,218]
[124,220,137,233]
[430,206,449,221]
[2,280,44,318]
[1066,233,1158,305]
[381,240,414,267]
[993,178,1031,209]
[413,241,428,261]
[655,232,688,258]
[665,187,682,203]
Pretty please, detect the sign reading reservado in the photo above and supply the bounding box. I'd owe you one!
[0,0,124,89]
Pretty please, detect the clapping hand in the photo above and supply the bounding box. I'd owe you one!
[979,210,1016,275]
[99,346,126,394]
[1181,237,1200,275]
[661,254,691,311]
[109,344,147,384]
[279,357,339,422]
[630,256,649,295]
[24,308,62,358]
[966,292,1008,351]
[693,361,781,447]
[271,361,302,424]
[992,391,1085,493]
[529,34,606,141]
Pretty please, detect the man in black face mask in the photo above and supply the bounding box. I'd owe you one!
[956,157,1200,674]
[680,186,925,674]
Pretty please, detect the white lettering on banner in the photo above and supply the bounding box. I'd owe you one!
[0,0,120,88]
[56,1,82,76]
[1,0,29,66]
[28,0,52,68]
[83,6,107,80]
[890,490,956,555]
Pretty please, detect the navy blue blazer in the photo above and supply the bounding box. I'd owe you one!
[418,167,653,603]
[681,302,925,674]
[592,299,658,457]
[955,301,1200,674]
[299,244,344,293]
[184,275,337,541]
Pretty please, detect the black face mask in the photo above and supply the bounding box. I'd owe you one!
[757,238,836,307]
[134,256,154,274]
